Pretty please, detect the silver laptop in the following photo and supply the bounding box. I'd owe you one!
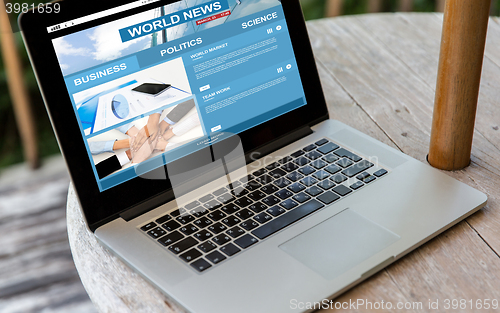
[20,0,487,312]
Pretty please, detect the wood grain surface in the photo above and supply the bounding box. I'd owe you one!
[64,14,500,312]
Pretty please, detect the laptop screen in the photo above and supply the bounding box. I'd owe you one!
[51,0,306,192]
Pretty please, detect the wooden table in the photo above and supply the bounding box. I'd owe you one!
[67,13,500,312]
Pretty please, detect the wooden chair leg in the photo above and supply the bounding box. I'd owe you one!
[0,6,39,169]
[398,0,414,12]
[368,0,383,13]
[428,0,491,170]
[436,0,446,12]
[325,0,343,17]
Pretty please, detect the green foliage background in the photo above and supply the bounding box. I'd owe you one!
[0,0,499,168]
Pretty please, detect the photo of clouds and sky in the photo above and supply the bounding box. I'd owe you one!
[52,0,281,76]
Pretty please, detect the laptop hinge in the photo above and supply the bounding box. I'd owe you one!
[245,125,313,163]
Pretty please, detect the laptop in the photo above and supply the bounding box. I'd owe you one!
[20,0,487,311]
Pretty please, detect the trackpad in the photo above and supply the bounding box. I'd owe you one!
[279,209,400,280]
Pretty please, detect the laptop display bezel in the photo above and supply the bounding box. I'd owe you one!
[20,0,329,231]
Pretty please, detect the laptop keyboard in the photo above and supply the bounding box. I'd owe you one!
[138,138,388,273]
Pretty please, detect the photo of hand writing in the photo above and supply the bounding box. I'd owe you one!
[88,99,203,179]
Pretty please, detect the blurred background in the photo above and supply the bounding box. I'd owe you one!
[0,0,499,312]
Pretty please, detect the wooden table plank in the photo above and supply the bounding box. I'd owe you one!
[308,15,500,310]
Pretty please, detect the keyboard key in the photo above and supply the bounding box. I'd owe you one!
[179,248,202,262]
[279,156,293,164]
[217,193,235,204]
[280,199,298,210]
[212,234,231,245]
[204,199,222,210]
[252,168,267,177]
[293,192,311,203]
[234,197,253,208]
[270,168,287,179]
[265,162,280,170]
[239,174,254,183]
[155,214,171,224]
[267,206,286,217]
[213,187,227,196]
[248,190,266,201]
[206,251,226,264]
[303,144,316,152]
[306,186,323,197]
[317,179,335,190]
[330,174,348,184]
[235,208,254,220]
[254,212,273,224]
[252,199,324,239]
[282,162,299,172]
[332,185,352,196]
[273,178,292,188]
[191,207,209,218]
[168,237,198,254]
[286,171,304,182]
[199,194,214,203]
[170,209,181,217]
[317,142,339,154]
[294,157,310,166]
[190,258,211,272]
[311,159,327,169]
[333,148,362,162]
[176,214,195,225]
[255,174,274,185]
[323,154,340,163]
[291,150,305,158]
[162,220,181,231]
[222,216,241,227]
[314,138,329,146]
[373,169,388,177]
[226,181,241,189]
[193,216,213,228]
[197,241,216,253]
[261,184,279,195]
[234,234,258,249]
[180,224,198,236]
[240,220,259,231]
[275,189,293,200]
[300,176,318,187]
[325,164,342,174]
[220,243,241,256]
[305,150,322,160]
[313,170,330,180]
[288,182,306,193]
[208,210,226,221]
[141,222,157,232]
[158,231,184,246]
[299,166,315,176]
[317,191,341,204]
[356,172,371,180]
[342,160,374,178]
[233,187,248,197]
[194,230,213,241]
[350,181,364,190]
[363,176,376,184]
[245,180,262,191]
[248,202,267,213]
[221,203,240,215]
[337,158,354,168]
[226,226,245,238]
[262,195,280,206]
[185,201,200,210]
[208,222,227,234]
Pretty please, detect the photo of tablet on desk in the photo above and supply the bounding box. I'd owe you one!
[132,83,172,97]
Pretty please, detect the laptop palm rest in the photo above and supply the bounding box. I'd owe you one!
[279,209,400,280]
